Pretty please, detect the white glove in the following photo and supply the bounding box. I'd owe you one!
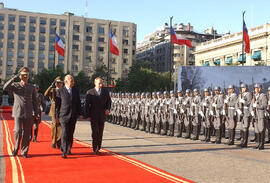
[253,103,257,108]
[174,109,177,114]
[199,111,204,118]
[210,110,214,115]
[239,98,245,103]
[160,103,163,106]
[180,109,184,113]
[224,99,228,104]
[203,102,207,106]
[268,101,270,105]
[236,109,242,116]
[176,101,179,105]
[250,111,255,117]
[190,111,194,116]
[222,109,226,115]
[183,101,187,105]
[191,103,196,107]
[212,103,216,107]
[265,111,269,117]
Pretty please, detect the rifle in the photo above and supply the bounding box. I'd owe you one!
[192,96,195,121]
[223,88,228,122]
[182,95,187,120]
[252,93,256,124]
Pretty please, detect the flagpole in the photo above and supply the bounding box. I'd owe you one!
[54,27,57,70]
[242,11,245,66]
[107,21,112,86]
[169,16,173,91]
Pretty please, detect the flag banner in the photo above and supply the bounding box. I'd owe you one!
[55,34,65,57]
[243,20,250,53]
[110,31,119,56]
[171,28,192,48]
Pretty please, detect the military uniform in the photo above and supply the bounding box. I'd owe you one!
[154,92,162,134]
[3,67,38,157]
[191,89,201,140]
[265,87,270,143]
[144,93,151,133]
[175,91,184,137]
[183,89,192,139]
[200,88,212,142]
[161,91,169,135]
[149,92,157,133]
[139,93,146,131]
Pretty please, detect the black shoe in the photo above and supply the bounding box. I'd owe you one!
[52,144,56,148]
[12,150,18,156]
[33,137,37,142]
[94,149,99,155]
[67,151,72,155]
[22,154,28,158]
[62,153,66,158]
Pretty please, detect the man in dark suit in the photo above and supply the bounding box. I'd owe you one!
[55,75,82,158]
[85,77,111,155]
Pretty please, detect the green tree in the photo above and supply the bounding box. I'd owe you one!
[74,71,91,94]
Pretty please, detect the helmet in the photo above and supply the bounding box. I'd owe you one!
[186,89,191,93]
[228,85,235,89]
[193,88,199,93]
[163,91,168,95]
[177,90,182,93]
[240,83,247,88]
[33,84,39,89]
[152,92,156,96]
[214,86,221,91]
[204,88,209,92]
[170,90,174,94]
[254,83,262,88]
[156,92,161,95]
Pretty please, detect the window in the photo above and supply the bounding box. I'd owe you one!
[8,42,14,48]
[59,55,64,60]
[30,17,36,24]
[50,28,55,34]
[123,58,128,64]
[50,37,55,43]
[123,29,129,37]
[123,49,128,54]
[60,20,66,27]
[8,33,14,39]
[98,37,104,42]
[18,52,24,58]
[40,27,46,33]
[19,16,26,23]
[132,50,135,55]
[28,61,34,67]
[8,24,15,30]
[72,45,79,50]
[29,35,35,41]
[86,36,92,41]
[72,65,78,71]
[72,55,78,61]
[0,42,3,48]
[49,54,54,60]
[40,19,46,25]
[73,35,79,41]
[123,39,128,45]
[19,34,25,40]
[9,15,15,22]
[98,47,104,52]
[133,41,136,46]
[17,61,24,67]
[29,26,35,32]
[85,56,91,62]
[19,25,25,32]
[39,35,45,42]
[28,52,35,58]
[0,50,2,56]
[18,43,24,49]
[0,14,4,21]
[0,24,3,30]
[0,32,3,38]
[39,53,45,59]
[73,25,80,32]
[38,62,44,68]
[29,43,35,50]
[60,29,65,35]
[8,51,13,58]
[85,46,91,51]
[98,27,104,34]
[7,60,13,66]
[39,44,45,50]
[86,26,92,33]
[49,45,55,51]
[50,19,56,25]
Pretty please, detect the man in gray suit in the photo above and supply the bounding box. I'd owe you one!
[3,67,38,158]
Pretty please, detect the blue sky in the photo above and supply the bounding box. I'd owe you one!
[3,0,270,42]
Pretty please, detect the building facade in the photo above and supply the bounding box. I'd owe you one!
[136,23,220,72]
[0,3,136,82]
[194,23,270,66]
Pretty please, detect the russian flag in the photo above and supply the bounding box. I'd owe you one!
[55,34,65,57]
[110,31,119,56]
[243,20,250,53]
[171,28,192,48]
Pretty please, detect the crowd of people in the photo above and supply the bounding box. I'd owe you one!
[108,84,270,150]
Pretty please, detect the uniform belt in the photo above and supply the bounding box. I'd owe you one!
[244,106,249,109]
[228,107,235,109]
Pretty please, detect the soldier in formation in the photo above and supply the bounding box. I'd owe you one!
[107,83,270,150]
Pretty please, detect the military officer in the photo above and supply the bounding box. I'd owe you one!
[252,84,267,150]
[144,92,151,132]
[211,86,224,144]
[149,92,157,133]
[175,90,185,137]
[235,83,252,147]
[31,84,46,142]
[161,91,169,135]
[155,92,163,134]
[191,89,201,140]
[200,88,212,142]
[139,93,146,131]
[3,67,38,158]
[224,85,238,145]
[266,87,270,143]
[183,89,192,139]
[44,76,63,148]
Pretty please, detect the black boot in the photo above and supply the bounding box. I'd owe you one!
[213,129,221,144]
[250,133,257,142]
[156,122,161,134]
[33,128,38,142]
[169,124,174,136]
[201,127,208,141]
[228,129,235,145]
[236,130,242,141]
[185,125,191,139]
[176,123,183,137]
[253,133,260,149]
[258,132,265,150]
[266,130,270,143]
[206,128,211,142]
[241,130,249,148]
[161,123,167,135]
[192,125,199,140]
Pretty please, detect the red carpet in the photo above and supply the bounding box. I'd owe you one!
[1,109,193,183]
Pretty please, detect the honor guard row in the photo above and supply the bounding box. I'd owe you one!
[108,83,270,150]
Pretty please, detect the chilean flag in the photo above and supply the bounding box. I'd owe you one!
[171,28,192,48]
[243,20,250,53]
[55,34,65,57]
[110,31,119,56]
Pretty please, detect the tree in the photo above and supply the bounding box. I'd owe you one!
[181,66,205,91]
[74,71,90,94]
[90,65,114,87]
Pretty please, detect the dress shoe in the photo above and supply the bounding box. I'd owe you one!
[67,151,72,155]
[52,144,56,148]
[22,154,28,158]
[12,149,18,156]
[62,153,66,158]
[33,137,37,142]
[94,149,99,155]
